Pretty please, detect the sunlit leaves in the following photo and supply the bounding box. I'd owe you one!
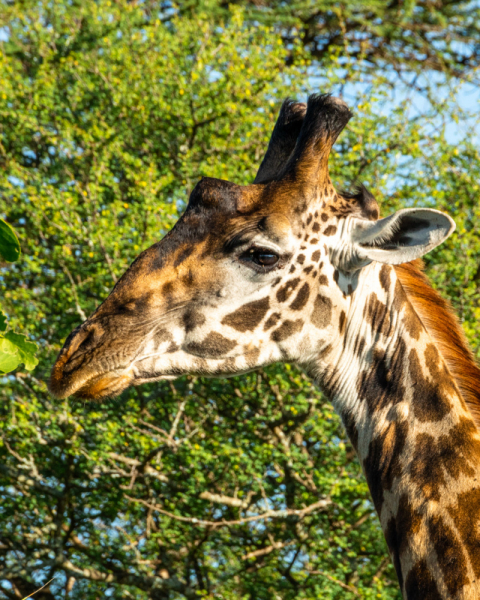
[0,219,20,262]
[0,331,38,374]
[0,221,38,374]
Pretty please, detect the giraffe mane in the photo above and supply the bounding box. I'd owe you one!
[395,259,480,429]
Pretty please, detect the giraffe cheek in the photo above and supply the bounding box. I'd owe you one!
[184,331,238,360]
[221,297,270,332]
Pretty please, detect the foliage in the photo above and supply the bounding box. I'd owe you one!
[0,219,38,375]
[0,220,20,263]
[172,0,480,84]
[0,1,479,599]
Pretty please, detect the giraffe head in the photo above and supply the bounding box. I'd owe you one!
[50,94,455,400]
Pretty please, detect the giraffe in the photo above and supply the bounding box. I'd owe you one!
[50,94,480,599]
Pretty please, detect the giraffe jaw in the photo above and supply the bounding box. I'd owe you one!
[54,367,182,400]
[51,368,134,400]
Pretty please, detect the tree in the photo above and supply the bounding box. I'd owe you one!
[0,1,479,598]
[172,0,480,84]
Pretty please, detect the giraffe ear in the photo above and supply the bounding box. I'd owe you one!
[350,208,456,266]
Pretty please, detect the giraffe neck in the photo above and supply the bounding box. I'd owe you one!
[307,262,480,599]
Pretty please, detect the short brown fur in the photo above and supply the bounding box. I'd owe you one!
[395,259,480,429]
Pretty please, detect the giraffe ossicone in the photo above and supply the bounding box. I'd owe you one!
[50,93,480,599]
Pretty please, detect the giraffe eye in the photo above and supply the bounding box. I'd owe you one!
[242,247,280,269]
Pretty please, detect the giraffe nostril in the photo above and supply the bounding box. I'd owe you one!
[74,327,97,354]
[62,323,103,373]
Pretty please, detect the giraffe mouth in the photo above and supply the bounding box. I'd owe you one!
[48,367,133,401]
[73,371,135,400]
[65,369,178,400]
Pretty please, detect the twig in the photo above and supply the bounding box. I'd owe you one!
[307,570,361,597]
[242,540,294,561]
[199,491,248,509]
[0,463,62,498]
[125,495,331,529]
[60,261,87,321]
[21,578,54,599]
[170,400,186,439]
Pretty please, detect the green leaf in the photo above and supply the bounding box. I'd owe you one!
[0,219,20,262]
[3,331,38,371]
[0,336,22,374]
[0,311,7,332]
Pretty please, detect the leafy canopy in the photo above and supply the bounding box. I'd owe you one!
[0,1,479,599]
[173,0,480,83]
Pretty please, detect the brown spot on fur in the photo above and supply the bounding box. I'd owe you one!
[289,264,296,273]
[396,495,422,554]
[318,274,328,286]
[411,417,480,500]
[342,410,358,450]
[220,357,236,372]
[174,245,194,267]
[297,254,305,265]
[354,334,366,358]
[447,487,480,578]
[167,341,179,353]
[182,310,206,333]
[271,319,303,342]
[392,278,407,312]
[384,517,403,590]
[162,281,174,308]
[245,347,260,368]
[402,302,423,340]
[404,559,442,600]
[424,343,457,397]
[323,225,337,236]
[358,341,407,416]
[410,433,446,501]
[290,283,310,311]
[364,292,391,336]
[312,222,320,232]
[318,342,332,359]
[384,496,422,590]
[425,343,440,373]
[303,266,313,275]
[276,278,300,303]
[427,514,469,595]
[379,264,391,292]
[186,332,236,358]
[311,294,332,329]
[264,313,281,331]
[363,419,408,514]
[321,213,328,222]
[339,310,346,334]
[182,269,195,287]
[409,348,451,422]
[222,297,270,332]
[312,250,321,262]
